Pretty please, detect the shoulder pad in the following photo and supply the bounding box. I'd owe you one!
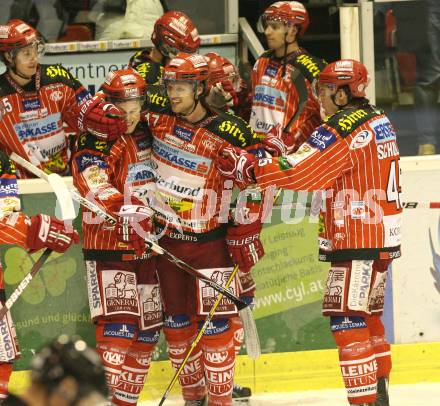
[325,105,381,137]
[41,64,83,90]
[0,74,15,97]
[76,133,114,155]
[0,150,16,176]
[145,85,171,113]
[205,112,260,148]
[292,52,327,82]
[259,50,274,59]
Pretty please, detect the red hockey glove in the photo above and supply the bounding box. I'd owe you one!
[27,214,79,253]
[262,124,296,157]
[77,94,127,141]
[226,221,265,271]
[115,203,154,257]
[217,145,256,185]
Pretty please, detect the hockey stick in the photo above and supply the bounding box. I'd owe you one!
[68,190,247,310]
[70,191,261,358]
[158,265,240,406]
[1,154,76,321]
[0,248,52,321]
[10,153,76,221]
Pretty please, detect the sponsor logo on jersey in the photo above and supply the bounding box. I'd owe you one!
[330,316,367,332]
[348,260,373,310]
[308,127,336,151]
[350,201,366,219]
[336,109,369,133]
[205,351,229,364]
[137,330,160,344]
[295,54,321,78]
[163,315,191,329]
[148,92,168,107]
[203,320,230,336]
[218,119,255,147]
[253,85,286,108]
[103,323,136,339]
[75,153,108,172]
[49,90,63,102]
[0,178,19,198]
[126,162,155,182]
[377,140,399,160]
[371,117,396,144]
[156,173,202,199]
[0,318,15,360]
[22,98,41,111]
[103,351,125,366]
[14,114,61,141]
[173,125,194,142]
[350,130,372,149]
[19,107,48,121]
[75,90,90,106]
[264,63,278,78]
[153,138,211,174]
[46,65,72,79]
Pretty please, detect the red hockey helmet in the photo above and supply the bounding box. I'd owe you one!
[0,19,39,52]
[204,52,236,89]
[318,59,370,98]
[101,68,146,102]
[260,1,309,36]
[151,11,200,57]
[163,52,209,83]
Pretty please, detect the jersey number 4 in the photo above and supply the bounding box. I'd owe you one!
[387,159,402,209]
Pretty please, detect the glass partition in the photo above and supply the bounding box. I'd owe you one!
[373,0,440,156]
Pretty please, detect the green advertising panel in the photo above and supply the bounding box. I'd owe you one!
[2,192,333,370]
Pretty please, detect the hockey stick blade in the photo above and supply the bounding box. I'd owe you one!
[239,306,261,359]
[158,265,240,406]
[0,248,52,321]
[10,153,76,221]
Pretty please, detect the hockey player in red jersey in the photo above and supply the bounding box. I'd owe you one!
[0,19,126,178]
[143,52,263,406]
[204,52,251,121]
[216,59,401,406]
[251,1,326,155]
[0,151,78,400]
[72,69,159,406]
[129,10,200,85]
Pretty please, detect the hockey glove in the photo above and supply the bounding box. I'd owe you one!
[262,124,296,157]
[217,145,256,185]
[27,214,79,253]
[115,203,154,257]
[226,221,265,272]
[77,94,127,141]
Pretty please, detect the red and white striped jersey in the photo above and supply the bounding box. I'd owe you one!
[143,99,261,240]
[72,123,154,259]
[254,104,402,262]
[0,150,34,248]
[0,64,90,178]
[250,49,326,150]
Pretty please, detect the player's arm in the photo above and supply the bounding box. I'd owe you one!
[0,151,78,252]
[71,134,124,214]
[217,123,353,192]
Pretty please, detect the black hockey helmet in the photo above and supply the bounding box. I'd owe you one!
[30,335,108,402]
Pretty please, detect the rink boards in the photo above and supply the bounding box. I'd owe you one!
[3,155,440,395]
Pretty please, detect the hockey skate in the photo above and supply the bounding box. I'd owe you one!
[232,384,252,402]
[375,377,390,406]
[184,397,207,406]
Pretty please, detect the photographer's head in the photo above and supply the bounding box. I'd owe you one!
[20,335,108,406]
